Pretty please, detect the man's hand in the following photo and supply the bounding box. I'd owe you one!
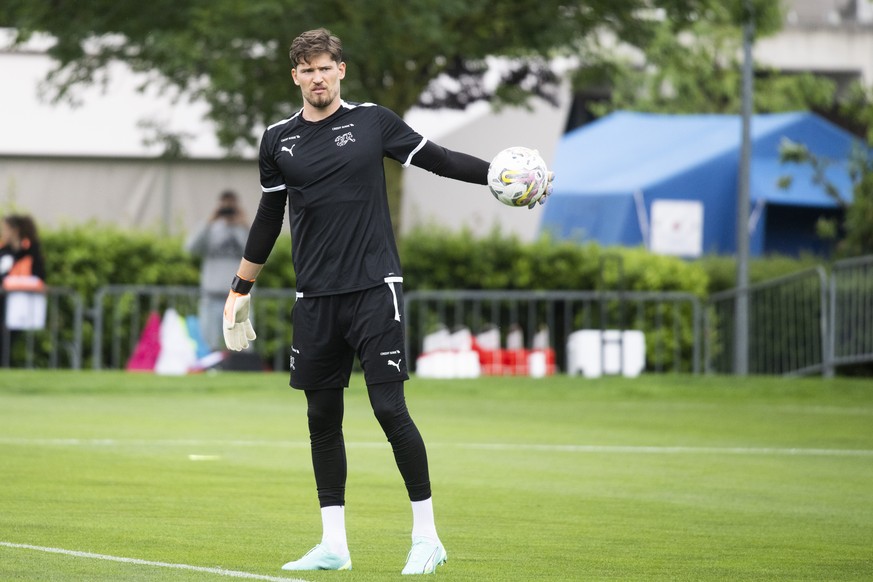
[528,171,555,209]
[223,291,256,351]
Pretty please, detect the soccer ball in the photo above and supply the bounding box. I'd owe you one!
[488,146,549,207]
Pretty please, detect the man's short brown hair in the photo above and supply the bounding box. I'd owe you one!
[289,28,343,66]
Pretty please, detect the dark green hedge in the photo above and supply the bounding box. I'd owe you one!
[41,222,297,296]
[42,223,200,294]
[399,226,709,295]
[695,253,824,295]
[42,222,817,300]
[28,222,818,371]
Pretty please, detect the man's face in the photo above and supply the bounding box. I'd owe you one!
[291,53,346,111]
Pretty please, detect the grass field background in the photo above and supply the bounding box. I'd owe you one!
[1,371,872,581]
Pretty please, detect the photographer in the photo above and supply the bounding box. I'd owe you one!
[186,190,249,351]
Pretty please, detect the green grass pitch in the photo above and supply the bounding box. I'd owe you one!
[1,371,872,581]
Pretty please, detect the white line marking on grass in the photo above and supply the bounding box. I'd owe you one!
[2,437,872,457]
[0,542,309,582]
[188,454,222,461]
[0,438,314,448]
[452,443,873,457]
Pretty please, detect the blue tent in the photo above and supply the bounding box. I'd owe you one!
[539,111,861,256]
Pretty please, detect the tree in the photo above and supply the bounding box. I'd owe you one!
[836,83,873,256]
[2,0,721,153]
[780,114,873,258]
[582,1,837,117]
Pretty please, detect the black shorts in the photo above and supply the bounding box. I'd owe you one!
[289,279,409,390]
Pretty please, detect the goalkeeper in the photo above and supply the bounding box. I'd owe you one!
[223,27,550,575]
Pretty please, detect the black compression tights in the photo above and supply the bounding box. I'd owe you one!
[304,382,431,507]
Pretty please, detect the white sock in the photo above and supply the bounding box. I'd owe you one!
[411,497,440,543]
[320,505,349,557]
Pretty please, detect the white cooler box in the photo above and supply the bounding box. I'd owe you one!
[566,329,646,378]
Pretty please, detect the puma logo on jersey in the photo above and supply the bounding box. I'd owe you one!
[387,359,402,372]
[335,132,355,147]
[281,145,295,156]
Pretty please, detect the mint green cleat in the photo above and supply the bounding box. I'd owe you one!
[281,544,352,571]
[401,537,447,575]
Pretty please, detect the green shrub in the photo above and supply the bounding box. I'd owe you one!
[400,226,709,295]
[30,222,834,373]
[399,226,710,372]
[696,253,823,295]
[42,223,200,295]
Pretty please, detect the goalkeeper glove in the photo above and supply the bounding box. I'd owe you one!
[223,290,256,351]
[528,171,555,209]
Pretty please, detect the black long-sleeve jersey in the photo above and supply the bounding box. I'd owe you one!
[244,100,489,296]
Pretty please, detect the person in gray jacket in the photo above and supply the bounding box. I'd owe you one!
[186,190,250,351]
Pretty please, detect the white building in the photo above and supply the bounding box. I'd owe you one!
[758,0,873,88]
[0,30,259,235]
[1,0,871,239]
[401,92,570,242]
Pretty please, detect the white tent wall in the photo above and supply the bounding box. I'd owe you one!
[2,36,568,243]
[1,156,260,235]
[400,88,570,242]
[6,85,570,240]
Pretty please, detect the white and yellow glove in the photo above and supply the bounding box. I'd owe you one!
[528,171,555,209]
[223,289,256,351]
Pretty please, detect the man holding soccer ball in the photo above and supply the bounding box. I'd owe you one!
[223,27,552,575]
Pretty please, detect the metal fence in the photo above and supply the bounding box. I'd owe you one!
[5,256,873,376]
[404,290,703,374]
[92,285,297,371]
[704,267,828,376]
[88,286,703,375]
[827,255,873,375]
[0,287,84,369]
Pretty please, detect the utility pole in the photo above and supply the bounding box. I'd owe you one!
[735,0,754,376]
